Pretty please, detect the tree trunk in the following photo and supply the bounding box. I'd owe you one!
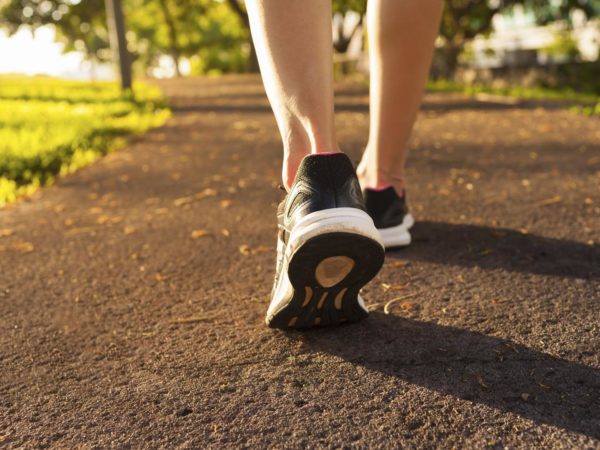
[158,0,181,77]
[246,34,259,73]
[443,42,462,80]
[225,0,259,73]
[104,0,132,91]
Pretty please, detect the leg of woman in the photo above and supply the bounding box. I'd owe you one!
[248,1,386,329]
[357,0,443,193]
[245,0,338,190]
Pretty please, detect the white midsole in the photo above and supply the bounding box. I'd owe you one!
[286,208,383,260]
[267,208,382,320]
[378,213,414,248]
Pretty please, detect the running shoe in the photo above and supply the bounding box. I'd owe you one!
[363,186,414,248]
[267,153,385,329]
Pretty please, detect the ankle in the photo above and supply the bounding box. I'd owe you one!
[357,163,406,194]
[282,143,342,190]
[282,150,309,190]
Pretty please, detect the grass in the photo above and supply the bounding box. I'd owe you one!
[426,79,599,103]
[427,79,600,117]
[0,76,170,205]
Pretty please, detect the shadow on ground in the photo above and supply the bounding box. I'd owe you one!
[287,314,600,439]
[168,101,520,115]
[391,222,600,279]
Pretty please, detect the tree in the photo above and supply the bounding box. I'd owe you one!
[0,0,110,70]
[157,0,182,76]
[105,0,132,90]
[332,0,366,61]
[125,0,248,75]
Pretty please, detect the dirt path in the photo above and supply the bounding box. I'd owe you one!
[1,75,599,448]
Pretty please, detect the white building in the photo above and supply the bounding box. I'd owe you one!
[469,6,599,68]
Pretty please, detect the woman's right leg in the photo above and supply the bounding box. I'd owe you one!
[245,0,339,190]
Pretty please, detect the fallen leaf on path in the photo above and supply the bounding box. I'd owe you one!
[191,229,209,239]
[88,207,103,215]
[0,242,34,253]
[155,208,169,215]
[0,229,14,237]
[239,244,251,255]
[221,229,230,237]
[154,272,165,281]
[64,218,74,226]
[124,226,137,235]
[65,227,96,236]
[400,302,415,311]
[520,393,531,401]
[220,200,233,209]
[539,195,561,206]
[195,188,217,200]
[97,215,122,225]
[170,314,220,324]
[174,196,193,207]
[381,282,409,291]
[388,260,408,268]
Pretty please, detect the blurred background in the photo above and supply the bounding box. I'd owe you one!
[0,0,599,204]
[1,0,599,86]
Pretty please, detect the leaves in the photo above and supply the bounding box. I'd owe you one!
[124,226,137,235]
[539,195,561,206]
[174,196,193,207]
[196,188,217,199]
[0,229,14,237]
[0,241,34,253]
[191,229,210,239]
[239,244,271,255]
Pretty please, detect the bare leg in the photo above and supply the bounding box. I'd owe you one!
[357,0,443,193]
[246,0,338,190]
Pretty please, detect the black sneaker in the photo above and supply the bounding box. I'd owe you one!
[363,186,414,248]
[267,153,385,329]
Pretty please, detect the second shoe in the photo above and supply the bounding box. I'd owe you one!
[363,186,415,248]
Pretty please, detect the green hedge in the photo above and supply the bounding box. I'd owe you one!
[0,77,170,204]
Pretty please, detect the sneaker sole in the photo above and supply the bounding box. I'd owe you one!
[267,209,385,329]
[379,213,415,249]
